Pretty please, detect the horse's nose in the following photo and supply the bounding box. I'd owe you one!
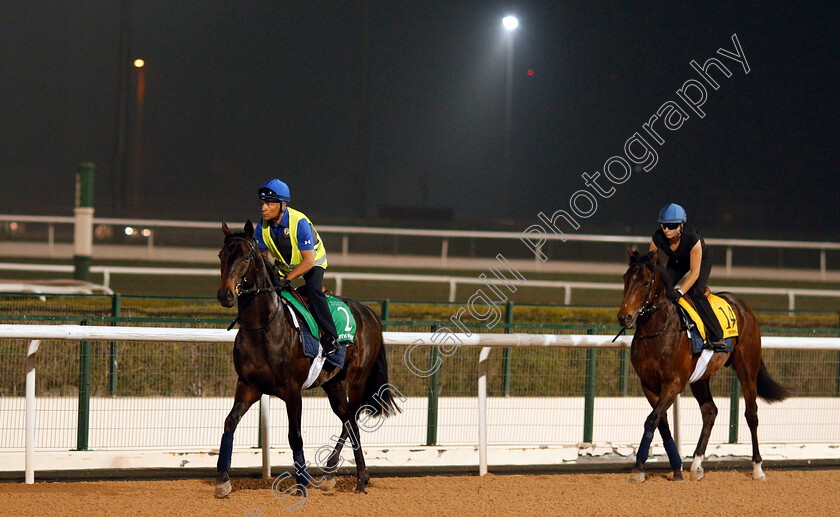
[617,312,633,328]
[217,287,235,307]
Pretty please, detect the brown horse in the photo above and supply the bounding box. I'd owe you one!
[214,221,400,497]
[617,249,788,482]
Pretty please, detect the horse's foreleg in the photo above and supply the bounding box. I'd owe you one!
[215,380,261,498]
[656,418,684,481]
[631,382,682,484]
[285,391,322,492]
[688,378,718,481]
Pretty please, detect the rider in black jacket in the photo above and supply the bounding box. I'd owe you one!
[649,203,725,349]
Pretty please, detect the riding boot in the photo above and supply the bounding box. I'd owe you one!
[320,334,339,358]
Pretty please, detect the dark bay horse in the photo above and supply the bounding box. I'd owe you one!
[617,249,788,482]
[214,221,399,497]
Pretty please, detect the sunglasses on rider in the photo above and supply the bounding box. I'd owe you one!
[660,222,681,230]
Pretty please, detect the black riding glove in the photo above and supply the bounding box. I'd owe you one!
[666,288,683,303]
[268,267,290,290]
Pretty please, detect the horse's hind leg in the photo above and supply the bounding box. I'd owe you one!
[688,378,718,481]
[215,380,261,498]
[346,395,371,493]
[318,380,354,491]
[734,364,765,480]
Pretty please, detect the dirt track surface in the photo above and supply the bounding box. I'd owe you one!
[2,470,838,516]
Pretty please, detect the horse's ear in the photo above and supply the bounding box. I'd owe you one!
[244,219,254,238]
[626,247,635,261]
[650,248,659,264]
[222,221,231,236]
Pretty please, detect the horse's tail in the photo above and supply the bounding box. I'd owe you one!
[361,342,402,418]
[756,359,790,403]
[360,306,402,418]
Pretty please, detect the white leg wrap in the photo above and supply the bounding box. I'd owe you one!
[753,461,766,480]
[690,455,704,481]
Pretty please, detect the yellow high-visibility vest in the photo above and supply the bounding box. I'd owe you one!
[261,208,327,274]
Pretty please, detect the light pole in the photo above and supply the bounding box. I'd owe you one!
[502,16,518,215]
[129,58,145,217]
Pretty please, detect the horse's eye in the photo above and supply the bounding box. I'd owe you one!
[243,256,250,262]
[643,280,650,286]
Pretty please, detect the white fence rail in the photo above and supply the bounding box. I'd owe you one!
[1,262,839,311]
[1,214,838,278]
[2,323,838,483]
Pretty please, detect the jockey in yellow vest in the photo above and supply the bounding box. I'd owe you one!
[256,179,339,357]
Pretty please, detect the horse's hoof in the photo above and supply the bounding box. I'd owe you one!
[214,480,232,498]
[319,476,336,491]
[691,466,705,481]
[671,471,685,482]
[355,481,367,494]
[629,471,645,484]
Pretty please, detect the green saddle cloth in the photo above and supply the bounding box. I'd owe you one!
[279,291,357,343]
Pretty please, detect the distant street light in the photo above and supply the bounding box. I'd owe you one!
[129,58,146,217]
[503,16,518,214]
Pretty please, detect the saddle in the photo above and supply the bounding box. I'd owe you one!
[675,290,739,354]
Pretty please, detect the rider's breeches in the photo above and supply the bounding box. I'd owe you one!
[302,266,339,340]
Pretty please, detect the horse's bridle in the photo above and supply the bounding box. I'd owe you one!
[224,235,283,331]
[633,264,675,339]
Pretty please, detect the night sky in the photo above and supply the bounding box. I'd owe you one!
[2,2,838,239]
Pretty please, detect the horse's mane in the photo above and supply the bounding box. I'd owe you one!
[224,231,272,279]
[628,250,674,287]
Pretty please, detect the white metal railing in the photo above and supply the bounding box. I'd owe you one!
[0,262,838,311]
[3,323,838,483]
[1,214,838,278]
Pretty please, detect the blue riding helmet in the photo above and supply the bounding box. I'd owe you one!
[657,203,687,223]
[258,179,291,202]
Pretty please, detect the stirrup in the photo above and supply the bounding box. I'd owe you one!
[320,336,339,358]
[705,340,727,351]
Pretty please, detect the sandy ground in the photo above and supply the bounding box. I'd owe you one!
[2,469,839,517]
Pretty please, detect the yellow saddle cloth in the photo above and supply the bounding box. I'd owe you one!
[677,294,739,340]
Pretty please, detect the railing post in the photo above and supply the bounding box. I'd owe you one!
[260,394,271,479]
[48,224,55,258]
[728,369,740,444]
[25,340,41,484]
[478,346,492,476]
[501,301,513,397]
[821,249,827,280]
[109,294,120,396]
[836,311,840,396]
[381,299,390,331]
[426,324,440,446]
[441,238,448,263]
[726,246,733,276]
[77,320,91,451]
[619,347,630,397]
[583,327,597,444]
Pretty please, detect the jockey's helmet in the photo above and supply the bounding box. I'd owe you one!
[657,203,686,224]
[258,179,291,203]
